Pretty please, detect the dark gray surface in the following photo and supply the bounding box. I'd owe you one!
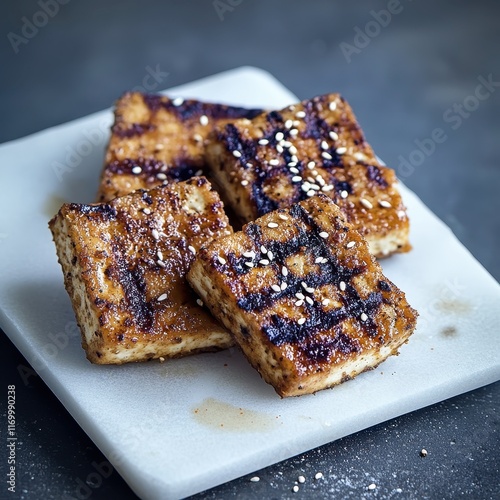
[1,1,499,499]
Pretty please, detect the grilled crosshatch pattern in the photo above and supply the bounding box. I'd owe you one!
[97,92,262,202]
[207,93,411,258]
[50,177,234,364]
[188,194,418,397]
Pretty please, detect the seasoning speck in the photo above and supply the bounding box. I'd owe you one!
[241,180,249,186]
[360,312,368,322]
[268,222,278,228]
[379,200,392,208]
[172,97,184,106]
[157,293,168,302]
[131,166,142,174]
[199,115,209,126]
[188,245,196,254]
[319,231,329,239]
[217,256,226,265]
[232,150,241,158]
[346,241,356,248]
[420,448,428,457]
[360,198,373,209]
[159,356,165,363]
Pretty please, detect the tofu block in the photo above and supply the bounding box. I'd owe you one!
[50,177,234,364]
[97,92,262,202]
[188,194,418,397]
[206,93,411,258]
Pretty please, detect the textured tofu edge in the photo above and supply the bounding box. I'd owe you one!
[188,257,414,397]
[49,212,104,363]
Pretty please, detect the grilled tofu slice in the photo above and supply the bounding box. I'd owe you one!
[206,93,411,258]
[97,92,262,202]
[188,194,417,397]
[49,177,234,364]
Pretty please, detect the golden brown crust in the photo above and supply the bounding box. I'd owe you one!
[97,92,262,202]
[187,194,418,397]
[49,177,234,364]
[206,93,411,258]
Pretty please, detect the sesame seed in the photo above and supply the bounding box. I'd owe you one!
[340,281,346,291]
[290,128,299,136]
[142,208,151,215]
[193,133,203,142]
[132,166,142,174]
[298,318,306,326]
[322,299,330,306]
[301,184,311,192]
[258,139,269,145]
[305,287,315,294]
[158,293,168,301]
[291,154,299,162]
[315,257,323,264]
[245,261,254,268]
[195,169,203,176]
[282,140,292,148]
[398,210,406,219]
[276,144,284,153]
[157,250,163,260]
[340,190,348,199]
[159,356,165,363]
[259,259,270,265]
[172,97,184,106]
[268,251,274,260]
[315,472,323,480]
[199,115,209,126]
[292,485,299,493]
[307,161,316,169]
[285,119,293,129]
[152,229,160,240]
[188,246,196,254]
[360,312,368,322]
[269,159,279,166]
[281,282,287,290]
[336,147,347,155]
[243,251,255,258]
[282,266,288,276]
[290,166,299,174]
[319,231,328,239]
[293,120,301,126]
[156,173,167,180]
[288,161,297,168]
[306,296,314,305]
[368,483,376,490]
[241,180,249,186]
[420,448,428,457]
[321,152,333,160]
[271,284,281,292]
[346,241,356,248]
[261,245,268,254]
[250,476,260,483]
[157,260,165,268]
[232,150,241,158]
[298,476,306,484]
[289,146,298,156]
[159,231,168,238]
[155,143,164,150]
[275,132,284,141]
[379,200,392,208]
[307,190,315,197]
[354,152,365,160]
[321,140,329,150]
[196,299,204,307]
[246,162,253,168]
[268,222,278,228]
[295,300,304,307]
[296,292,305,300]
[360,198,373,209]
[217,256,226,265]
[278,214,288,221]
[292,176,302,183]
[329,101,337,111]
[310,184,320,191]
[329,131,339,141]
[322,185,334,192]
[296,111,306,118]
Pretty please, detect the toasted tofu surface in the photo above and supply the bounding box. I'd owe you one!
[50,177,234,364]
[97,92,262,202]
[206,93,410,258]
[188,194,417,397]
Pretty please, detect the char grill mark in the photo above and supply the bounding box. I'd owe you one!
[141,93,262,121]
[228,203,383,348]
